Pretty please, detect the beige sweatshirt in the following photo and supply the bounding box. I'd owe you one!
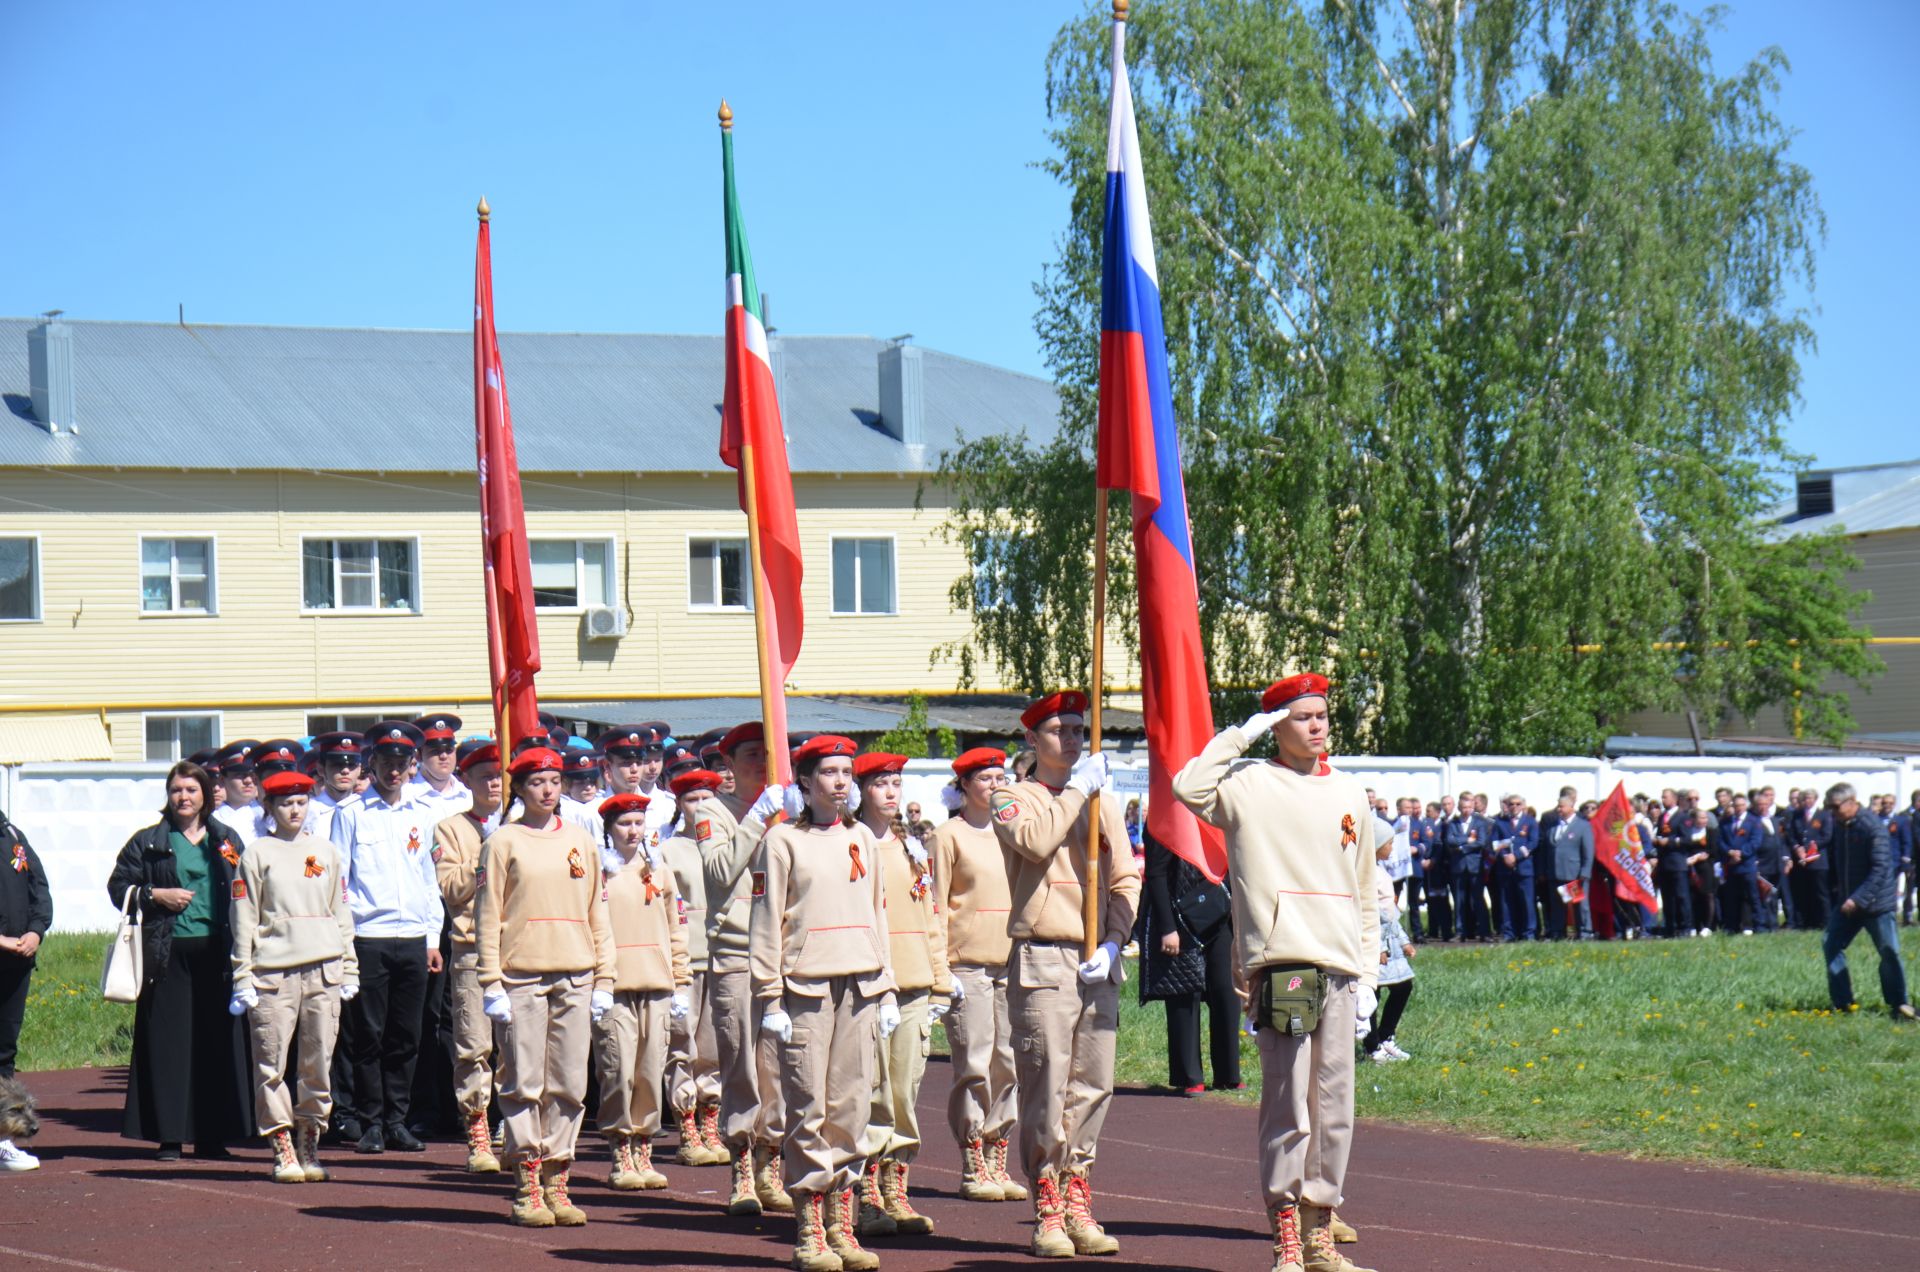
[990,779,1140,949]
[477,819,617,991]
[230,832,358,985]
[930,812,1014,968]
[603,848,691,992]
[659,831,711,970]
[1171,725,1381,988]
[701,795,769,970]
[749,819,895,1011]
[874,827,950,997]
[433,810,492,948]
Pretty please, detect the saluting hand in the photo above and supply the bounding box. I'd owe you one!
[1239,707,1290,736]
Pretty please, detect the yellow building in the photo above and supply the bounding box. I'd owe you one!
[0,316,1133,761]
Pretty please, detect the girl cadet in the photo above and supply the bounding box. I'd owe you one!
[433,740,504,1174]
[852,751,950,1239]
[229,769,358,1184]
[479,747,617,1229]
[750,735,899,1272]
[592,791,692,1192]
[660,768,726,1167]
[928,747,1025,1204]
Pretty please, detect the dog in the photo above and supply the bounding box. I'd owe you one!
[0,1074,41,1144]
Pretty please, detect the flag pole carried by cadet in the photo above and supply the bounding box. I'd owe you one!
[472,197,542,752]
[718,101,805,787]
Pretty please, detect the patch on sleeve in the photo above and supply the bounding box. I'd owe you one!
[992,792,1021,825]
[230,878,248,900]
[751,870,767,898]
[695,818,711,840]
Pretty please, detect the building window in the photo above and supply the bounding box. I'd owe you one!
[531,539,614,609]
[302,539,419,612]
[0,538,39,622]
[141,537,215,613]
[688,538,750,610]
[831,537,896,615]
[972,533,1021,612]
[305,712,405,736]
[144,713,220,762]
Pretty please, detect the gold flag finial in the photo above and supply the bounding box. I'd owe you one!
[718,99,733,130]
[477,196,491,223]
[1114,0,1129,19]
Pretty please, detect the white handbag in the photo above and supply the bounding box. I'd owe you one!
[100,885,145,1004]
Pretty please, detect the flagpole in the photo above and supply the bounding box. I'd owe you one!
[723,100,790,788]
[1084,486,1109,963]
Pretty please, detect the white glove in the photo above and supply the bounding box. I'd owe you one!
[762,1007,793,1043]
[940,783,965,812]
[846,782,863,813]
[484,987,513,1024]
[1067,751,1112,798]
[340,980,360,1002]
[1355,983,1378,1027]
[1077,940,1120,984]
[591,989,615,1023]
[879,998,902,1039]
[949,975,966,1002]
[928,998,950,1024]
[748,783,784,824]
[669,991,690,1022]
[228,986,258,1017]
[782,784,806,819]
[1240,707,1290,736]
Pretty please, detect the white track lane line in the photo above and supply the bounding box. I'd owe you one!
[0,1243,140,1272]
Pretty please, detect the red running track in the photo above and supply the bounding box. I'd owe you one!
[0,1061,1914,1271]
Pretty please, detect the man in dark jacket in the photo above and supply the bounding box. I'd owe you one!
[0,809,53,1081]
[1443,794,1492,942]
[1538,790,1596,940]
[1818,783,1915,1021]
[1789,789,1830,931]
[1491,796,1539,942]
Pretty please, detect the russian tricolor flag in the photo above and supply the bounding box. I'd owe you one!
[1096,3,1226,883]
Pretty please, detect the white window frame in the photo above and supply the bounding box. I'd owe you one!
[305,710,421,736]
[141,711,223,762]
[137,534,219,617]
[0,534,42,623]
[298,536,424,615]
[829,534,899,617]
[529,537,616,612]
[685,534,753,613]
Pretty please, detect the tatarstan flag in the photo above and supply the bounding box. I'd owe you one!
[718,104,802,777]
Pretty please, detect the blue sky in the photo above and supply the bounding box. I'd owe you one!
[0,1,1909,470]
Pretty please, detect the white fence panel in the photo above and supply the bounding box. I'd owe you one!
[1604,758,1759,801]
[1448,756,1609,813]
[1329,756,1449,807]
[8,763,170,934]
[1757,756,1905,802]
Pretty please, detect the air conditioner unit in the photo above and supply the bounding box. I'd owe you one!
[584,605,627,639]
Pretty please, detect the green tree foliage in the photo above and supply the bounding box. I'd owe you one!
[872,692,934,758]
[937,0,1876,752]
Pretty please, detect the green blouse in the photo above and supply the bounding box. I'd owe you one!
[168,828,224,939]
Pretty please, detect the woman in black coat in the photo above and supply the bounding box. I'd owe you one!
[1138,833,1241,1093]
[106,761,249,1159]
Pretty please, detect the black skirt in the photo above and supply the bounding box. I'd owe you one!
[122,935,250,1146]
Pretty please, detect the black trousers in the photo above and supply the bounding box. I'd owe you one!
[122,936,248,1147]
[1425,876,1455,940]
[407,924,458,1134]
[1720,872,1761,933]
[1362,980,1414,1053]
[0,959,30,1078]
[1540,877,1569,939]
[344,937,429,1129]
[1163,925,1241,1090]
[1790,869,1829,930]
[1658,871,1693,937]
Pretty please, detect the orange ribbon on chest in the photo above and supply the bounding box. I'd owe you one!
[849,842,866,882]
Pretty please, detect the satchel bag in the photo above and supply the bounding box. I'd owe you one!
[1257,963,1326,1037]
[100,886,144,1004]
[1172,878,1231,936]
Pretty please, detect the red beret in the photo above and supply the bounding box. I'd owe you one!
[854,752,908,781]
[261,771,315,797]
[598,792,652,820]
[1261,673,1331,712]
[718,721,764,755]
[509,747,565,776]
[794,734,858,764]
[952,747,1007,777]
[1021,690,1088,731]
[670,769,725,796]
[457,742,500,773]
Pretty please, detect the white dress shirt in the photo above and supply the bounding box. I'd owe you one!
[331,787,444,944]
[303,787,359,844]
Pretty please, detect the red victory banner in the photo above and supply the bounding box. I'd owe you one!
[1591,782,1659,909]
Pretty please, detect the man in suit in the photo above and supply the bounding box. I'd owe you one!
[1718,793,1765,935]
[1491,795,1539,942]
[1538,791,1595,940]
[1788,789,1830,931]
[1416,801,1451,941]
[1443,793,1491,942]
[1751,788,1786,932]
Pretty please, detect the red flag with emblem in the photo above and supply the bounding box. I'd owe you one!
[1591,782,1659,909]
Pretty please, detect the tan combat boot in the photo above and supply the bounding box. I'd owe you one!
[630,1137,668,1189]
[295,1120,328,1182]
[607,1135,643,1190]
[676,1107,714,1166]
[879,1159,933,1235]
[542,1159,587,1226]
[1269,1203,1306,1272]
[464,1110,500,1174]
[1301,1203,1376,1272]
[857,1160,898,1237]
[958,1137,1004,1201]
[1062,1170,1120,1256]
[790,1191,844,1272]
[700,1103,732,1164]
[988,1136,1027,1201]
[727,1150,763,1216]
[826,1186,881,1271]
[268,1128,306,1184]
[755,1141,795,1213]
[510,1157,556,1228]
[1329,1210,1358,1244]
[1029,1173,1075,1258]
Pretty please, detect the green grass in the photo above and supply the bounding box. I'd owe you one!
[26,928,1920,1186]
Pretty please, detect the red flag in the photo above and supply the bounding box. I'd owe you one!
[473,200,541,747]
[1591,782,1659,910]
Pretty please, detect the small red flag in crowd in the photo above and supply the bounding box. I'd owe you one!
[1591,782,1659,909]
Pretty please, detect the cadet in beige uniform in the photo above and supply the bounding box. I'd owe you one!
[931,746,1025,1203]
[752,735,898,1272]
[1173,675,1380,1272]
[433,740,503,1173]
[662,768,725,1165]
[852,751,951,1238]
[229,770,358,1184]
[479,747,617,1229]
[991,691,1140,1259]
[704,721,798,1215]
[593,791,692,1190]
